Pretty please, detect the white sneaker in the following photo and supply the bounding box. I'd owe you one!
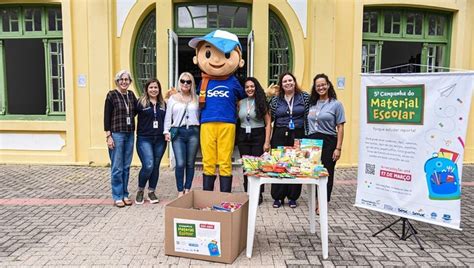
[148,192,159,204]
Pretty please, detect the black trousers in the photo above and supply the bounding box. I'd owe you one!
[237,127,265,193]
[308,132,337,202]
[270,127,306,201]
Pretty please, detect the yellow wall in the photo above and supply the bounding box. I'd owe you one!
[0,0,473,167]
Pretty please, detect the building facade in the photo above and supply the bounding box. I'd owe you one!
[1,0,473,166]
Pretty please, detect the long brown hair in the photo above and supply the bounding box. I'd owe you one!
[277,72,302,98]
[309,73,337,105]
[138,78,165,108]
[244,77,268,120]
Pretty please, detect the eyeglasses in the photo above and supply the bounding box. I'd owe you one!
[180,79,192,85]
[119,78,130,82]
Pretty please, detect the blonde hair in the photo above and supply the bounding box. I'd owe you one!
[114,70,132,86]
[138,78,165,108]
[176,72,197,103]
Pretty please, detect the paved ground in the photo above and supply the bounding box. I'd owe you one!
[0,164,473,267]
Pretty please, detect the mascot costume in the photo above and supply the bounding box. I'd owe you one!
[188,30,246,192]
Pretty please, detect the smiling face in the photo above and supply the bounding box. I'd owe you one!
[245,80,256,97]
[179,74,192,94]
[117,73,131,91]
[281,74,296,94]
[315,77,329,98]
[146,82,160,100]
[193,42,244,76]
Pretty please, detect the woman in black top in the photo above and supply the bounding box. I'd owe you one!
[237,77,272,204]
[134,78,167,205]
[103,70,137,208]
[268,72,310,208]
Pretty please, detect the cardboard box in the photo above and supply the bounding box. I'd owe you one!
[164,190,248,264]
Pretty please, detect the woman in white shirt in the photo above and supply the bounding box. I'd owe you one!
[164,72,200,197]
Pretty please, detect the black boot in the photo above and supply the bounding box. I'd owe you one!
[203,175,217,191]
[219,175,233,193]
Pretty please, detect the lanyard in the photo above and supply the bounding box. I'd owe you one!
[118,90,130,114]
[153,102,157,120]
[246,98,254,122]
[285,95,294,118]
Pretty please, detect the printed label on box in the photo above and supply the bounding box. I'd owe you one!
[173,218,221,256]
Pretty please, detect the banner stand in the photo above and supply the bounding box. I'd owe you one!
[372,217,424,250]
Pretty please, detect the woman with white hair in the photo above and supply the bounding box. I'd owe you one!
[104,70,137,207]
[164,72,200,197]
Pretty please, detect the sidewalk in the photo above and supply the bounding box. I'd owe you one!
[0,164,473,267]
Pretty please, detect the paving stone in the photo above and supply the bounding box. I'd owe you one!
[0,164,473,266]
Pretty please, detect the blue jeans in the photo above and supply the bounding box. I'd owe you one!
[136,135,167,191]
[172,126,200,192]
[108,132,134,201]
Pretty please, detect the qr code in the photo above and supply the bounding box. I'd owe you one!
[365,163,375,175]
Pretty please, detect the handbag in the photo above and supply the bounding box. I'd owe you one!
[169,127,179,141]
[170,106,187,141]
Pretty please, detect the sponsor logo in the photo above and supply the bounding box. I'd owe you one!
[199,224,215,229]
[361,199,380,207]
[207,86,230,98]
[397,208,408,214]
[430,212,437,219]
[411,211,425,217]
[442,214,451,222]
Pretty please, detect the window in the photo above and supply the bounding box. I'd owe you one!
[362,42,381,73]
[406,12,423,36]
[427,14,446,37]
[363,11,378,34]
[268,11,292,85]
[383,11,401,35]
[175,4,250,35]
[0,5,64,118]
[426,44,446,72]
[172,4,250,84]
[362,8,451,73]
[133,11,156,92]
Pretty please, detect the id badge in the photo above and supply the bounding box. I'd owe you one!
[245,125,251,134]
[288,119,295,130]
[126,117,131,125]
[153,121,158,129]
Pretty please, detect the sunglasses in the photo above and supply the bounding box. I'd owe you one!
[180,79,192,85]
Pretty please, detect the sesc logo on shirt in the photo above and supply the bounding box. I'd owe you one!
[207,85,230,98]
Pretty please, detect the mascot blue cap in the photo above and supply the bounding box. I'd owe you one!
[188,30,242,54]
